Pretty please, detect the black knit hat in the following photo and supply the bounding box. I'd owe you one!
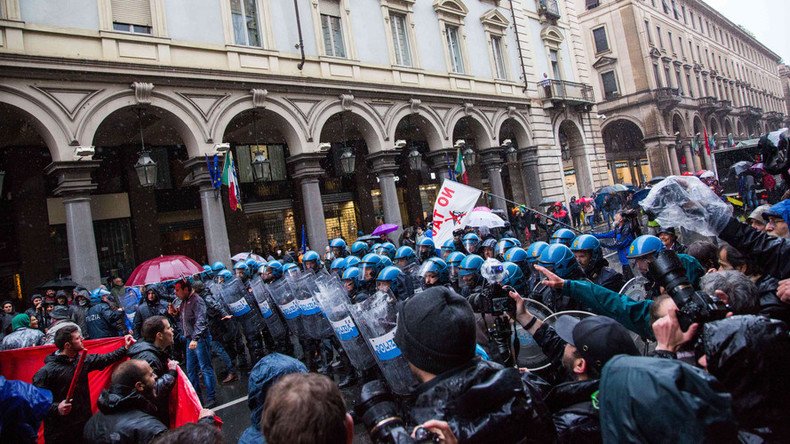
[395,286,476,375]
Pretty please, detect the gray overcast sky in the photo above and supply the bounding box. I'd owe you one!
[704,0,790,64]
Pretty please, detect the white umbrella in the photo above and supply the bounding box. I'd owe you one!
[466,210,506,228]
[231,252,266,263]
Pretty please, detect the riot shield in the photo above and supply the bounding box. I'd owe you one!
[268,278,304,337]
[514,298,554,370]
[120,287,142,333]
[251,279,287,339]
[349,291,418,395]
[289,273,333,340]
[219,277,253,318]
[207,281,223,299]
[619,277,649,302]
[314,275,376,371]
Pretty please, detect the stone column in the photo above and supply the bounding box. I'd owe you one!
[667,145,681,175]
[288,153,329,254]
[426,149,456,183]
[480,148,507,212]
[688,144,702,171]
[368,151,404,243]
[608,160,618,183]
[184,158,232,267]
[519,147,542,208]
[45,161,103,289]
[702,143,713,171]
[682,144,694,172]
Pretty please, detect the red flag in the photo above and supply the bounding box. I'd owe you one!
[169,366,202,427]
[703,129,711,156]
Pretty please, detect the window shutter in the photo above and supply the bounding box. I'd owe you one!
[112,0,152,26]
[320,0,342,17]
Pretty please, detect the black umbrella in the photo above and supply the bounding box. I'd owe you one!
[36,276,82,292]
[355,234,379,242]
[647,176,666,186]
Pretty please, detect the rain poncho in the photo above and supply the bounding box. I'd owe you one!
[0,376,52,443]
[718,217,790,280]
[0,315,44,350]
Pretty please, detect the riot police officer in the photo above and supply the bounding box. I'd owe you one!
[446,251,467,293]
[458,254,485,298]
[330,238,349,259]
[531,244,586,312]
[550,228,576,247]
[416,238,437,263]
[571,234,624,293]
[418,257,450,289]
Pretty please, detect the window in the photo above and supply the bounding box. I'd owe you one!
[601,71,619,99]
[390,13,412,66]
[549,49,562,80]
[675,69,683,94]
[664,65,672,87]
[668,31,674,53]
[662,0,670,14]
[237,145,288,183]
[656,26,663,49]
[671,0,680,20]
[681,5,687,23]
[446,26,464,74]
[690,12,695,29]
[686,72,693,97]
[592,27,609,54]
[645,20,653,45]
[653,63,663,87]
[230,0,261,47]
[491,36,507,79]
[586,0,600,10]
[678,37,684,58]
[320,1,346,58]
[111,0,152,34]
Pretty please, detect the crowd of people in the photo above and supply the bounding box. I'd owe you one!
[2,186,790,443]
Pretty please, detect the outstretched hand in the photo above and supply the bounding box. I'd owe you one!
[652,307,699,353]
[534,265,565,289]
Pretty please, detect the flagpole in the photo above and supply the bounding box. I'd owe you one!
[479,190,584,233]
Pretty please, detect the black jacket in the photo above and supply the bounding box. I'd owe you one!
[132,291,169,339]
[410,359,556,444]
[32,347,127,443]
[545,379,601,444]
[585,258,624,293]
[756,275,790,324]
[86,302,123,339]
[127,340,176,426]
[719,217,790,279]
[83,389,167,444]
[531,322,570,385]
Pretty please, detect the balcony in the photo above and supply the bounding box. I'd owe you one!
[698,96,718,113]
[538,0,561,21]
[654,87,681,110]
[716,100,733,115]
[538,79,594,108]
[735,106,763,119]
[764,111,784,122]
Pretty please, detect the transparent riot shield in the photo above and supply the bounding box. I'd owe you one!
[349,291,418,395]
[290,273,333,339]
[207,281,223,299]
[219,277,253,318]
[619,277,649,302]
[314,275,376,371]
[251,279,287,339]
[120,287,142,333]
[514,299,554,370]
[268,278,304,338]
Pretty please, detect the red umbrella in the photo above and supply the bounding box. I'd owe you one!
[126,255,204,286]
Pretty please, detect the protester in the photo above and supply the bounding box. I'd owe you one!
[656,227,686,253]
[32,325,133,443]
[132,287,170,339]
[71,288,91,336]
[150,422,223,444]
[592,210,639,280]
[127,315,178,426]
[746,204,771,231]
[0,299,16,339]
[0,314,44,350]
[109,276,126,308]
[39,306,81,345]
[24,294,46,332]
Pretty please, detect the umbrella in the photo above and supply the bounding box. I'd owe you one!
[231,252,266,263]
[647,176,666,186]
[597,184,628,194]
[466,210,506,228]
[696,170,715,179]
[355,234,379,243]
[472,206,492,212]
[126,255,203,286]
[576,197,594,205]
[632,189,650,204]
[372,223,399,236]
[729,160,753,176]
[37,276,82,292]
[749,162,764,172]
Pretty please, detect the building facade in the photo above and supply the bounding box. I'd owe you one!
[576,0,785,183]
[0,0,606,297]
[780,64,790,126]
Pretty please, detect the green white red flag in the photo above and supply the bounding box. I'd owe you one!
[221,151,242,211]
[454,148,468,184]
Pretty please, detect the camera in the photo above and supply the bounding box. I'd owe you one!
[649,250,729,331]
[355,380,440,444]
[471,283,515,315]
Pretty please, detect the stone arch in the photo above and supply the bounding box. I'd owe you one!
[446,106,495,148]
[693,115,705,137]
[556,118,594,197]
[671,112,687,138]
[736,119,745,137]
[212,94,309,156]
[724,118,733,137]
[310,99,386,153]
[707,115,720,137]
[0,85,73,161]
[77,89,207,157]
[493,111,532,149]
[386,103,445,152]
[600,115,646,136]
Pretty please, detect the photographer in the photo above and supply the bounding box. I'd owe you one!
[394,286,556,443]
[507,288,639,442]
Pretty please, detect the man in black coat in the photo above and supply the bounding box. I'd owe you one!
[127,315,178,426]
[32,325,133,443]
[132,287,170,339]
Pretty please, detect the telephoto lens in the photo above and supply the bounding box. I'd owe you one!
[355,380,412,444]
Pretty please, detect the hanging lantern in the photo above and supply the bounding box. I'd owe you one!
[407,148,423,171]
[339,147,356,175]
[251,150,272,182]
[134,151,158,187]
[505,146,519,164]
[463,147,476,168]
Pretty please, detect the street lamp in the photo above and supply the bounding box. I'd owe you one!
[134,150,158,187]
[251,149,272,182]
[339,147,356,175]
[407,148,423,171]
[463,147,476,168]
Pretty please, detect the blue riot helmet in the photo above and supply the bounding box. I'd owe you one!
[211,261,226,272]
[202,264,213,278]
[350,241,369,258]
[359,253,385,282]
[302,250,321,272]
[446,251,466,280]
[376,266,405,299]
[217,269,233,282]
[440,239,456,259]
[462,233,481,253]
[416,237,437,261]
[538,244,580,279]
[379,256,393,269]
[342,266,362,290]
[394,246,417,268]
[525,241,549,265]
[458,254,484,277]
[570,234,603,273]
[330,257,347,276]
[496,238,518,258]
[512,238,522,247]
[370,243,382,257]
[418,257,449,287]
[233,261,249,279]
[330,238,347,258]
[282,262,300,279]
[265,260,283,279]
[344,256,361,270]
[501,261,525,293]
[551,228,576,247]
[376,242,396,259]
[627,235,665,276]
[504,247,528,265]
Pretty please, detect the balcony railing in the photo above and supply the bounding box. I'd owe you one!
[698,96,717,112]
[538,79,594,105]
[654,87,681,110]
[735,106,763,119]
[716,100,733,115]
[538,0,561,20]
[764,111,784,122]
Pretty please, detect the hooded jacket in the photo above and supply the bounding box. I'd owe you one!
[594,224,635,266]
[410,359,556,444]
[599,355,737,444]
[127,340,176,426]
[238,353,308,444]
[0,314,44,350]
[718,217,790,279]
[71,290,91,335]
[83,388,167,444]
[702,315,790,442]
[132,288,169,339]
[86,292,123,339]
[755,275,790,324]
[545,379,601,444]
[32,346,127,443]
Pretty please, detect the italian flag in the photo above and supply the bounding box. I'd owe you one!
[455,148,468,184]
[221,151,242,211]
